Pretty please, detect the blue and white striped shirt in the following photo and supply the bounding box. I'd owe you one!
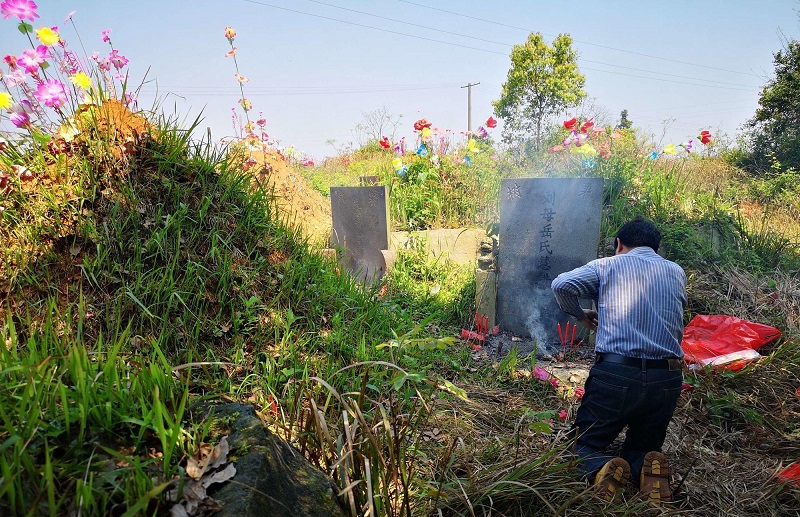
[551,247,687,359]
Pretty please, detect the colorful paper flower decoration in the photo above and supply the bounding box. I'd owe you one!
[662,144,676,155]
[698,130,712,144]
[415,144,428,157]
[563,117,577,130]
[379,136,390,149]
[413,118,432,131]
[486,116,497,128]
[580,119,594,133]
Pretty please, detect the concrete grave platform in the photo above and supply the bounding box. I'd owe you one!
[390,228,485,265]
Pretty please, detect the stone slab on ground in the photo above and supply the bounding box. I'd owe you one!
[497,177,603,341]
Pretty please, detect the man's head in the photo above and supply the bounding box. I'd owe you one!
[615,216,661,253]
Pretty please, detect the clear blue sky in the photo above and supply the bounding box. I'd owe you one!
[3,0,799,159]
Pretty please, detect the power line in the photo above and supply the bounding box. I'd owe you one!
[300,0,758,89]
[241,0,758,92]
[397,0,762,78]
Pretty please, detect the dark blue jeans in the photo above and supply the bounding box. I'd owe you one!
[570,360,682,484]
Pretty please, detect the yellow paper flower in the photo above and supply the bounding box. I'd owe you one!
[662,144,676,155]
[36,27,60,46]
[392,157,403,170]
[421,127,431,138]
[0,92,12,110]
[70,72,92,90]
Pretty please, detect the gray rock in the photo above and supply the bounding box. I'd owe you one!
[195,402,346,517]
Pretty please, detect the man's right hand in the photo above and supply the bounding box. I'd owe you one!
[578,309,598,331]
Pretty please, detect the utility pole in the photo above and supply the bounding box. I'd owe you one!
[461,82,480,132]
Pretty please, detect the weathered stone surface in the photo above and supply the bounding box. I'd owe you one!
[330,186,390,283]
[497,178,603,341]
[390,228,485,265]
[195,403,346,517]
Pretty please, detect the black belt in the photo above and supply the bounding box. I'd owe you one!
[595,353,683,371]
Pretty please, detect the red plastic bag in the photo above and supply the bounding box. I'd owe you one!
[681,315,781,371]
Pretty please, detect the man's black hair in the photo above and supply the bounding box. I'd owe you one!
[615,216,661,252]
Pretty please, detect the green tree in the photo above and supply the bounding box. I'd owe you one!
[617,109,632,129]
[493,33,586,157]
[740,39,800,173]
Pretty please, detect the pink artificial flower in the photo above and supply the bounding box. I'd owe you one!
[63,10,75,23]
[5,68,26,87]
[1,0,39,21]
[476,126,488,138]
[18,45,48,73]
[558,410,568,421]
[108,49,128,70]
[96,56,111,72]
[4,54,17,68]
[101,29,111,42]
[10,109,30,127]
[34,78,67,108]
[256,117,266,127]
[574,387,585,399]
[234,73,248,83]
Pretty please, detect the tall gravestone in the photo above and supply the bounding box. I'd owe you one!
[497,177,603,343]
[330,186,392,283]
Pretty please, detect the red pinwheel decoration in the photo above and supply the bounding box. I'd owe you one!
[486,116,497,129]
[413,118,432,131]
[580,119,595,133]
[379,136,391,149]
[698,130,713,144]
[563,117,577,130]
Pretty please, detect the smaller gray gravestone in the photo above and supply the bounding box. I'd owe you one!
[330,186,390,282]
[497,177,603,343]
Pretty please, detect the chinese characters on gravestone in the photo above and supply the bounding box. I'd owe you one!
[497,178,603,343]
[330,186,392,283]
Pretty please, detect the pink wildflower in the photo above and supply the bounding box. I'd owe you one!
[5,68,26,87]
[10,109,30,127]
[1,0,39,21]
[34,78,67,108]
[225,47,236,58]
[101,29,111,42]
[558,410,568,421]
[108,49,128,70]
[4,54,17,68]
[18,45,48,73]
[574,387,585,399]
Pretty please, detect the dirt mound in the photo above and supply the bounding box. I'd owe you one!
[247,150,331,244]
